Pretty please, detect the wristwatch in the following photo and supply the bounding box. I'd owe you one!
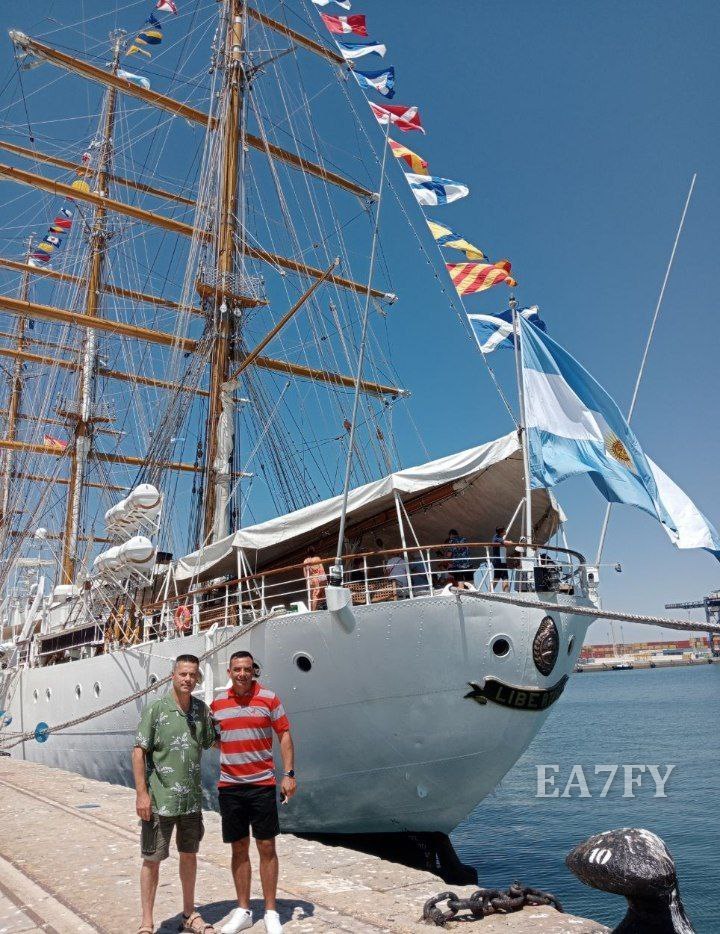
[285,770,295,778]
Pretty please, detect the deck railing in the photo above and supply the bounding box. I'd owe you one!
[143,542,587,641]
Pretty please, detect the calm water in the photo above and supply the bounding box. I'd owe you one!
[451,664,719,930]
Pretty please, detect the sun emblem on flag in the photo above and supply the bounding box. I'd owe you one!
[604,431,636,473]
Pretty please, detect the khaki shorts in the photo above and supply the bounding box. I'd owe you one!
[141,811,204,862]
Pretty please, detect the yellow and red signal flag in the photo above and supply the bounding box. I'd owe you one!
[446,261,517,295]
[388,137,428,175]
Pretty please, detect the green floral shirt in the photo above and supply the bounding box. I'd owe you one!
[135,693,216,817]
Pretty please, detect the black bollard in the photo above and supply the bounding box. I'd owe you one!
[566,828,695,933]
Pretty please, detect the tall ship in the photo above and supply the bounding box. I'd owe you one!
[1,0,713,837]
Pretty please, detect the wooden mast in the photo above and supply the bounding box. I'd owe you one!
[0,236,33,528]
[60,34,122,583]
[201,0,245,544]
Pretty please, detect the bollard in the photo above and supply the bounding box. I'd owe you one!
[566,828,695,933]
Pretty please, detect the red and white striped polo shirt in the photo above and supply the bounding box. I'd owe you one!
[210,682,290,788]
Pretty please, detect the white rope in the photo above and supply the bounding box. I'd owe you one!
[595,173,697,564]
[451,587,720,634]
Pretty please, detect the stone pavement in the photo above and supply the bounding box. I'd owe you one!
[0,759,607,933]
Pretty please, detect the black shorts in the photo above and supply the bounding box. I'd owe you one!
[218,785,280,842]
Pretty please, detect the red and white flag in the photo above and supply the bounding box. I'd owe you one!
[369,102,425,134]
[156,0,178,13]
[320,13,367,36]
[44,434,68,451]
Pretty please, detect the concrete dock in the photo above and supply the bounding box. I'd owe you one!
[0,760,607,933]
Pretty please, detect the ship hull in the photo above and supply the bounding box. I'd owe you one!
[2,592,591,833]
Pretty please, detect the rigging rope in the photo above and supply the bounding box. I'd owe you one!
[451,588,720,634]
[0,606,276,751]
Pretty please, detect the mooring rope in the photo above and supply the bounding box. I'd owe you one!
[452,588,720,634]
[0,609,274,751]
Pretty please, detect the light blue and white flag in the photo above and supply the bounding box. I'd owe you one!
[313,0,351,9]
[354,66,395,98]
[520,316,720,556]
[336,39,386,60]
[468,306,541,353]
[117,68,151,90]
[647,458,720,554]
[405,173,469,206]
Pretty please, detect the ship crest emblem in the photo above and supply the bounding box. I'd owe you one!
[532,615,559,676]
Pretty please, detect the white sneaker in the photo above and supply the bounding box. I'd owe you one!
[220,907,253,934]
[264,909,283,933]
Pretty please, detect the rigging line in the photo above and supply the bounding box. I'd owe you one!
[278,1,383,189]
[257,28,400,470]
[12,58,35,145]
[595,172,697,565]
[249,56,391,467]
[37,1,148,41]
[313,43,519,426]
[227,380,291,507]
[335,122,391,567]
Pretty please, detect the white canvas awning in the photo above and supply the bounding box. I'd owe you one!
[175,431,564,583]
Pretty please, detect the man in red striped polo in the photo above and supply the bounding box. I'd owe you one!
[211,651,296,934]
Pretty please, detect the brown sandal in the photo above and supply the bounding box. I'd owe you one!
[137,927,154,934]
[180,912,215,933]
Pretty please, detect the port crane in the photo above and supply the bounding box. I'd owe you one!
[665,592,720,657]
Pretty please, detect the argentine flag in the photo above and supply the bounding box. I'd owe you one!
[520,317,720,556]
[405,173,469,206]
[468,306,542,354]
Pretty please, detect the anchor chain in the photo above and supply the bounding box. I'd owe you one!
[422,883,563,926]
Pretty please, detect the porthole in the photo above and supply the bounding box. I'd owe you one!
[294,654,312,673]
[33,689,39,702]
[45,687,52,701]
[75,684,82,700]
[492,637,510,658]
[568,636,575,655]
[93,682,101,698]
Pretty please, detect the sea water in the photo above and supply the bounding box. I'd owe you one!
[452,664,719,931]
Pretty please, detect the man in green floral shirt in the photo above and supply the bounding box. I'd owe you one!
[133,654,217,934]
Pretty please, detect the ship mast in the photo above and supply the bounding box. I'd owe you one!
[60,32,123,583]
[202,0,245,544]
[0,235,34,528]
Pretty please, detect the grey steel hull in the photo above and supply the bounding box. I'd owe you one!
[2,592,591,833]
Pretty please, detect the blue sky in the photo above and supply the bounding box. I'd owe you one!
[0,0,718,642]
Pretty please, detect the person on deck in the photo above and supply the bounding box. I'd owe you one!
[386,551,410,597]
[302,547,327,611]
[211,651,296,934]
[491,527,511,592]
[133,654,217,934]
[445,529,473,582]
